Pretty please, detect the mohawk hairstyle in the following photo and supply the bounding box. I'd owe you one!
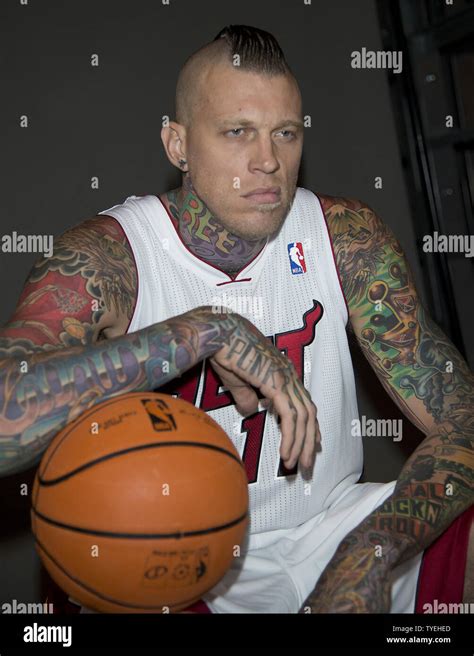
[213,25,290,75]
[175,25,293,125]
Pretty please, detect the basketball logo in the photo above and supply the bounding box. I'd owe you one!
[141,397,177,432]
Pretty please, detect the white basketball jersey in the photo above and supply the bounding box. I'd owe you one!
[99,187,362,534]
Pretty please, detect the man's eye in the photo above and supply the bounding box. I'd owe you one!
[277,130,296,139]
[227,128,245,137]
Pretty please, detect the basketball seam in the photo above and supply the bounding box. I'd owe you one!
[38,440,244,486]
[31,506,248,539]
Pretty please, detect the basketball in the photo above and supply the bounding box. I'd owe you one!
[31,392,249,613]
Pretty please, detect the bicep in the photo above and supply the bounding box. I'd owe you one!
[0,215,137,358]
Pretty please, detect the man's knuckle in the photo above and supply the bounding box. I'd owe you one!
[307,403,317,419]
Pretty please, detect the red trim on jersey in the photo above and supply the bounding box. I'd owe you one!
[415,505,473,612]
[100,214,139,334]
[216,277,253,286]
[310,192,350,325]
[155,194,268,284]
[180,599,212,613]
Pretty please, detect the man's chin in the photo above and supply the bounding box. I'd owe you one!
[250,200,284,213]
[206,195,293,241]
[229,215,287,241]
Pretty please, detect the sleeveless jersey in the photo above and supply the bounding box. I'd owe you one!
[99,187,362,534]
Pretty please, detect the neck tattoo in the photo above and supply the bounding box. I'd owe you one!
[161,177,267,277]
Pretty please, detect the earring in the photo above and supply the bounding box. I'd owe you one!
[178,159,187,170]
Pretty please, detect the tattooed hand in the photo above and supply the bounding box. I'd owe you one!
[210,313,320,470]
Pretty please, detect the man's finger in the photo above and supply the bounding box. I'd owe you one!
[300,403,318,468]
[287,402,308,468]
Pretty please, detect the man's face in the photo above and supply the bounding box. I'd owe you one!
[183,63,303,241]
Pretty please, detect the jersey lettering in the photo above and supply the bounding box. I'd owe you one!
[158,300,324,484]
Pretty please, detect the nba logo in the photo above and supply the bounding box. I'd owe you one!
[141,398,177,431]
[287,242,307,274]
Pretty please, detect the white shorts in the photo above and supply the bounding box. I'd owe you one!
[77,480,423,614]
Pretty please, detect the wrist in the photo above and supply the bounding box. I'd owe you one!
[185,306,242,359]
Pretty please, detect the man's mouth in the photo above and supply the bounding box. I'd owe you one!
[242,187,281,204]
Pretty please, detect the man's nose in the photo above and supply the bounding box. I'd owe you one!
[248,136,280,174]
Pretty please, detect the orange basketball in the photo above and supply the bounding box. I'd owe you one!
[31,392,249,613]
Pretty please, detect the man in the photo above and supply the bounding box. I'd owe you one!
[0,25,472,613]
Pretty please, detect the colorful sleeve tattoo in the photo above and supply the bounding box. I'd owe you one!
[301,196,473,612]
[0,217,237,476]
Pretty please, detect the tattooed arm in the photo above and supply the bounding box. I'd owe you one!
[1,215,317,477]
[301,196,473,612]
[0,217,239,477]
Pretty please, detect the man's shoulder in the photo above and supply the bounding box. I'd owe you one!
[297,189,367,229]
[311,192,368,225]
[53,214,130,253]
[97,193,163,220]
[306,192,386,248]
[314,192,361,211]
[294,188,359,215]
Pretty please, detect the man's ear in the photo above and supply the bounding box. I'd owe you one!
[161,121,188,171]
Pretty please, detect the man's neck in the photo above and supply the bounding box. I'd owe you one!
[161,178,267,277]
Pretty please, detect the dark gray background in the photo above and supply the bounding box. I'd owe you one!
[1,0,433,603]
